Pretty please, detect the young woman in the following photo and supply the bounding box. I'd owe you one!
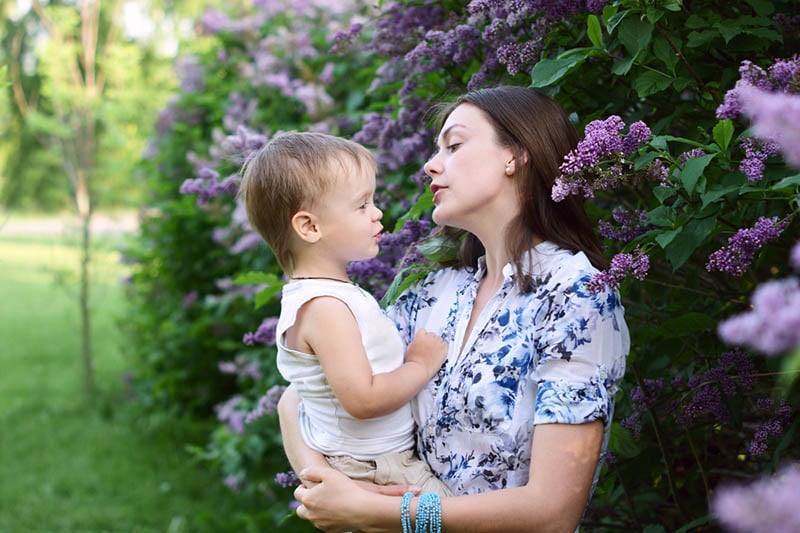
[278,86,630,532]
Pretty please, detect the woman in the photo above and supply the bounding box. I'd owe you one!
[278,85,629,532]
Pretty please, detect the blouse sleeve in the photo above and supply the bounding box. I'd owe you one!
[532,274,630,426]
[383,281,421,348]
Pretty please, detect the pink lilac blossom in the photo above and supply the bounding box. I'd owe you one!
[553,116,652,201]
[712,462,800,533]
[706,216,789,276]
[738,85,800,169]
[245,384,287,424]
[243,317,279,346]
[718,277,800,355]
[586,247,650,293]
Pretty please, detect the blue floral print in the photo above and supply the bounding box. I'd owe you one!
[386,241,629,495]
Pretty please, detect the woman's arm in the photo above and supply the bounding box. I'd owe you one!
[294,420,604,533]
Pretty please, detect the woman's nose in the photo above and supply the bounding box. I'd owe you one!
[424,154,441,177]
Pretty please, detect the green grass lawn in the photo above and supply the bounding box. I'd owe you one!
[0,233,258,532]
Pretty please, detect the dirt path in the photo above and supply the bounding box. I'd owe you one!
[0,210,139,237]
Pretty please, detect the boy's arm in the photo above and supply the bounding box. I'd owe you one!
[298,296,446,419]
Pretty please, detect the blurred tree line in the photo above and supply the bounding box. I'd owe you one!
[0,0,225,213]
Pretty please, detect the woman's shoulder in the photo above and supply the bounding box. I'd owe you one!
[527,241,599,283]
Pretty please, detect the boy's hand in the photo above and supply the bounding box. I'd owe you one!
[404,328,447,378]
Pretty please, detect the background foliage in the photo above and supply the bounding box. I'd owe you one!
[123,0,799,531]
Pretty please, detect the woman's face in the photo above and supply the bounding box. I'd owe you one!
[423,103,519,232]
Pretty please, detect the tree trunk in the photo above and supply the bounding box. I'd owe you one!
[77,170,94,393]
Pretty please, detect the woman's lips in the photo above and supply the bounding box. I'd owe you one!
[430,184,446,204]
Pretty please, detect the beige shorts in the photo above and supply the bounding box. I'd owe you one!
[325,448,452,496]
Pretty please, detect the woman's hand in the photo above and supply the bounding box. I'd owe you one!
[294,467,375,532]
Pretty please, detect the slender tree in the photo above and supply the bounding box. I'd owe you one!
[8,0,123,392]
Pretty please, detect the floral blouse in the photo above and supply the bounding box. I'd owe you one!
[386,241,629,495]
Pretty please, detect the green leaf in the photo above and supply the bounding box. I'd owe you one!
[394,189,433,232]
[652,36,679,72]
[744,27,783,43]
[233,271,282,286]
[530,50,595,87]
[601,4,618,25]
[647,205,677,227]
[770,174,800,190]
[633,70,674,97]
[679,153,716,195]
[700,183,739,207]
[675,516,711,533]
[606,9,628,34]
[587,14,603,48]
[617,17,653,58]
[685,14,706,29]
[712,119,734,154]
[779,345,800,388]
[611,55,635,76]
[659,312,717,337]
[254,284,283,309]
[608,423,641,458]
[652,186,676,204]
[380,268,429,306]
[655,227,682,248]
[744,0,774,16]
[643,525,667,533]
[687,30,717,48]
[663,0,683,11]
[714,20,743,43]
[233,271,283,309]
[664,216,717,270]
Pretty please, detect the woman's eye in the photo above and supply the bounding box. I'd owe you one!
[447,143,461,152]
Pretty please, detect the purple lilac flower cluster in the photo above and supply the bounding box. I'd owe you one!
[671,350,756,428]
[218,354,262,381]
[718,277,800,355]
[245,384,287,424]
[347,219,434,300]
[716,57,800,120]
[620,377,664,438]
[716,57,800,172]
[749,398,793,456]
[705,216,789,276]
[351,1,606,177]
[598,208,652,243]
[738,136,781,181]
[586,246,650,293]
[712,462,800,533]
[215,394,246,434]
[552,116,653,201]
[274,470,300,488]
[738,86,800,170]
[243,317,279,346]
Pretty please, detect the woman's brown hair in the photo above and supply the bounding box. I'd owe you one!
[432,86,607,291]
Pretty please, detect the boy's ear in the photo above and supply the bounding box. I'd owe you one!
[291,210,321,243]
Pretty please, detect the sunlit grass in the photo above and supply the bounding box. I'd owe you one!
[0,233,257,532]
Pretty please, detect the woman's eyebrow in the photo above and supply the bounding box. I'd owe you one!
[437,123,465,146]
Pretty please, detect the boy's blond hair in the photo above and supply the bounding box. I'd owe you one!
[239,131,376,273]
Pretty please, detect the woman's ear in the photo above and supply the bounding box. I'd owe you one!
[291,211,321,243]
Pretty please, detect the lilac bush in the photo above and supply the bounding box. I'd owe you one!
[128,1,800,531]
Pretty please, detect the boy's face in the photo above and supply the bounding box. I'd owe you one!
[312,159,384,265]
